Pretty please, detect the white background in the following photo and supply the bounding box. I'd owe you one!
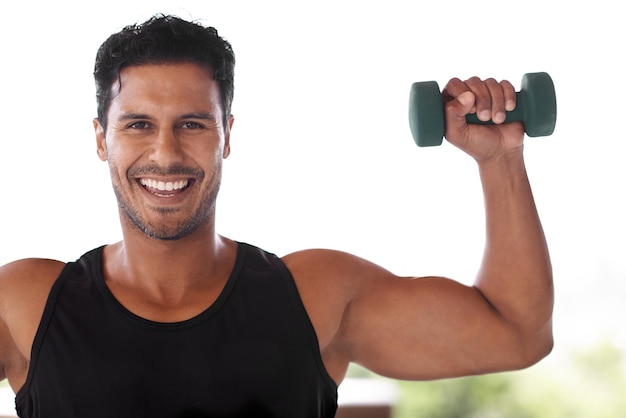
[0,0,624,370]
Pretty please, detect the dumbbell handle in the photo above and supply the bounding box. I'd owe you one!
[464,91,526,125]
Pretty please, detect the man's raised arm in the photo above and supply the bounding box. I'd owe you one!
[293,76,554,383]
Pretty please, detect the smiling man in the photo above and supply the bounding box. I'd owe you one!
[0,14,554,418]
[98,63,230,243]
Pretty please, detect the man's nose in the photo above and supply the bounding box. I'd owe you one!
[149,129,185,166]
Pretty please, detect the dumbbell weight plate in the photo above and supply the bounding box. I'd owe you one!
[408,81,445,147]
[523,72,557,137]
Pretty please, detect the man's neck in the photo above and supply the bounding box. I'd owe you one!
[102,222,237,305]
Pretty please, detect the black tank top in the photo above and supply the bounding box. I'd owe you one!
[15,243,338,417]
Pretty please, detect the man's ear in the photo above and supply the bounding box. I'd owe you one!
[223,114,234,159]
[94,118,107,161]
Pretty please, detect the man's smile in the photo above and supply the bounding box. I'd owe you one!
[138,178,193,197]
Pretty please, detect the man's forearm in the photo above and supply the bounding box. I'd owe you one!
[474,149,553,334]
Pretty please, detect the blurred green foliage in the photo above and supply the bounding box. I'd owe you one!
[348,338,626,418]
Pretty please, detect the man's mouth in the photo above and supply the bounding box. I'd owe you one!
[139,178,191,196]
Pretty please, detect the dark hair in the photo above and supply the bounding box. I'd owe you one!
[94,14,235,132]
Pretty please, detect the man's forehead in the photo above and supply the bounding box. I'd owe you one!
[115,63,216,88]
[111,64,221,103]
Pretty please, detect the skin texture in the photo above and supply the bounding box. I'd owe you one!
[0,64,553,394]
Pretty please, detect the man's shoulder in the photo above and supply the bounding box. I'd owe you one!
[0,258,66,314]
[282,248,392,284]
[0,258,67,386]
[0,257,66,285]
[280,248,389,317]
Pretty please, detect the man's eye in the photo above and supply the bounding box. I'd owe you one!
[129,121,150,129]
[182,122,203,129]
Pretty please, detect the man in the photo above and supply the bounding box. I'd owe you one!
[0,14,553,418]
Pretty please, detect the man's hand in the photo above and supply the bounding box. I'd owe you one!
[442,77,525,162]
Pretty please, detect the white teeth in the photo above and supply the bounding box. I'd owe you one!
[140,178,189,192]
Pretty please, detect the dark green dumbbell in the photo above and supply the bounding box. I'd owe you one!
[408,72,557,147]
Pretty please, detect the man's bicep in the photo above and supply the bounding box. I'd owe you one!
[340,274,525,380]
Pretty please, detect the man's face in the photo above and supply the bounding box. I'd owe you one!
[94,63,233,240]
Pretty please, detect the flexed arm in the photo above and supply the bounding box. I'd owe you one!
[286,76,554,384]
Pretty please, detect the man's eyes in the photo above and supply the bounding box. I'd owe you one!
[126,121,204,129]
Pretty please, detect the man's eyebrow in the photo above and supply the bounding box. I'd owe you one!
[180,112,218,121]
[116,112,152,121]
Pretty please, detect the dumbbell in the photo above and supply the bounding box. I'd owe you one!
[408,72,557,147]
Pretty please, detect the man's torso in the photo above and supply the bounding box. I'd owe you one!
[1,242,341,417]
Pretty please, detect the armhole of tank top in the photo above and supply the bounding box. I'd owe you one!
[273,257,338,395]
[14,262,77,402]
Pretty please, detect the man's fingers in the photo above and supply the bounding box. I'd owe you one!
[443,90,474,146]
[484,78,506,124]
[465,77,492,122]
[444,77,517,125]
[501,79,516,112]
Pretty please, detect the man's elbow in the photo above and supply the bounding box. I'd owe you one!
[525,335,553,368]
[515,321,554,370]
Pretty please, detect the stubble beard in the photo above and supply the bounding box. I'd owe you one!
[112,162,222,241]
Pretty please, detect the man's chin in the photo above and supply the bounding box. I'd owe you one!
[139,223,199,241]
